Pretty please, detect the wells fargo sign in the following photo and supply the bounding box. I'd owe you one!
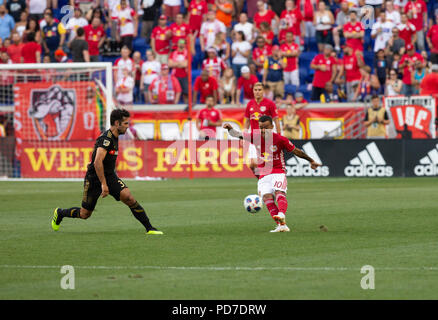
[20,140,254,178]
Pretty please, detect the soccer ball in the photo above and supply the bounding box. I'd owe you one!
[244,194,263,213]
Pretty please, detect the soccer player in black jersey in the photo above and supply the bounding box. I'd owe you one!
[51,108,163,235]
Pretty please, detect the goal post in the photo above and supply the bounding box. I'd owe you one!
[0,62,115,179]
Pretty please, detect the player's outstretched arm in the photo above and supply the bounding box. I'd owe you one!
[223,123,243,139]
[292,147,321,170]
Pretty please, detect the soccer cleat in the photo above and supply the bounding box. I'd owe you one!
[273,212,286,225]
[51,207,62,231]
[281,225,290,232]
[146,228,164,235]
[270,224,283,233]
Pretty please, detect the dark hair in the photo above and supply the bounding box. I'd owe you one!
[26,17,40,32]
[237,31,246,41]
[259,115,273,124]
[26,31,35,42]
[76,27,84,37]
[110,108,130,125]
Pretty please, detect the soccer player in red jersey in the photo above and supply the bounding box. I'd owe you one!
[223,115,320,232]
[244,82,281,175]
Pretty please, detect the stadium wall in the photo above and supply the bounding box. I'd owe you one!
[16,138,438,179]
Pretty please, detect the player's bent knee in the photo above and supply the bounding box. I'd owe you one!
[80,208,93,219]
[263,194,274,202]
[120,189,136,206]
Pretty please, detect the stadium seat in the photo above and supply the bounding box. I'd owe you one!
[133,38,148,55]
[364,51,375,70]
[299,51,317,69]
[191,69,202,86]
[299,67,308,85]
[285,84,297,95]
[304,37,318,52]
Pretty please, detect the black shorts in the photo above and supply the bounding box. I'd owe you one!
[81,174,128,211]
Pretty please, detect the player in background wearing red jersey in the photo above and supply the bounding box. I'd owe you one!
[224,116,321,232]
[244,82,281,177]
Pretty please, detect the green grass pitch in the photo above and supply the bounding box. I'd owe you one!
[1,177,438,299]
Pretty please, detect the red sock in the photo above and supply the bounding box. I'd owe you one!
[264,198,279,223]
[276,193,288,214]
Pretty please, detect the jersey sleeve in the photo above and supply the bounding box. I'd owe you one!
[244,104,250,118]
[96,136,112,151]
[281,136,295,152]
[270,101,279,118]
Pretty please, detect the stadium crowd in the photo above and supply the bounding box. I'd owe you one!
[0,0,437,107]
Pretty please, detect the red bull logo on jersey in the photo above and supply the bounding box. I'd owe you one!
[28,85,77,140]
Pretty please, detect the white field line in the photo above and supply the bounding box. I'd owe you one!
[0,265,437,272]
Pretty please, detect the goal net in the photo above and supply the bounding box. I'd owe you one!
[0,62,114,179]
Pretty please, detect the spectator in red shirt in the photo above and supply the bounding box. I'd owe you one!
[83,16,105,62]
[202,47,227,79]
[237,65,258,105]
[151,15,172,64]
[170,13,191,51]
[420,64,438,95]
[253,0,279,32]
[194,69,219,103]
[187,0,208,36]
[21,31,41,63]
[7,31,24,63]
[280,31,300,86]
[196,95,223,140]
[398,13,417,46]
[404,0,427,52]
[148,64,182,104]
[280,0,304,48]
[427,23,438,64]
[252,36,272,78]
[259,22,274,46]
[399,43,425,96]
[310,44,337,101]
[336,43,364,102]
[169,38,190,103]
[132,51,144,103]
[343,10,364,52]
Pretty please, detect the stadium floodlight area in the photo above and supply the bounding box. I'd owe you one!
[0,62,114,179]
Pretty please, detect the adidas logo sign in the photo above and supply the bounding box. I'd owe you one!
[344,142,393,177]
[414,144,438,176]
[286,142,329,177]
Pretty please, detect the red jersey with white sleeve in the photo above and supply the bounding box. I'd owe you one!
[398,23,416,45]
[202,57,227,79]
[244,98,278,132]
[404,0,427,31]
[242,131,296,179]
[115,6,136,37]
[280,8,303,36]
[114,57,134,81]
[151,26,171,54]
